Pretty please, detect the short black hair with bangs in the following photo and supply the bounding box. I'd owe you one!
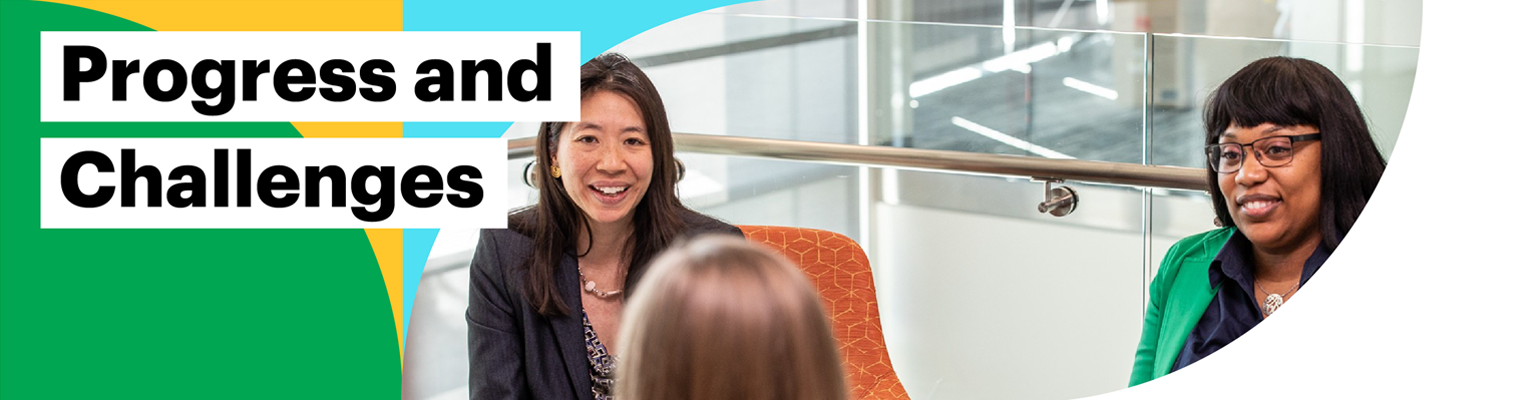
[1203,56,1387,252]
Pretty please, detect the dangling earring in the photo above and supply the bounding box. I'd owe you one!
[551,165,562,179]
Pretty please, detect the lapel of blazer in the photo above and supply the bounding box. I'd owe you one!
[1154,228,1230,377]
[550,254,595,400]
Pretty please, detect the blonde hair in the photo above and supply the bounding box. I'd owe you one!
[616,235,848,400]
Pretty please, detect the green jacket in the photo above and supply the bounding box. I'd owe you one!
[1128,227,1235,386]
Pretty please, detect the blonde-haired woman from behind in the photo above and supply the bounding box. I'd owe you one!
[616,235,848,400]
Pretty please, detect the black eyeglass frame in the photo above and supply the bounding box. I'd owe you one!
[1205,133,1322,173]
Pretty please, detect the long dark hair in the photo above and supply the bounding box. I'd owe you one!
[510,53,688,317]
[1203,56,1387,252]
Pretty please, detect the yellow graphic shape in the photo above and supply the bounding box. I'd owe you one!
[292,123,404,138]
[293,126,404,368]
[47,0,409,367]
[364,228,405,370]
[46,0,401,31]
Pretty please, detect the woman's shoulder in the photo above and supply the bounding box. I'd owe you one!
[505,207,539,236]
[1147,227,1234,303]
[472,212,538,285]
[484,208,537,249]
[1171,227,1234,253]
[679,209,743,238]
[478,228,534,251]
[1159,227,1235,275]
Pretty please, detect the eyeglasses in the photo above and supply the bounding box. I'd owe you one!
[1205,133,1321,173]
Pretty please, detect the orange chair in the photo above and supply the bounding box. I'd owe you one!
[739,226,910,400]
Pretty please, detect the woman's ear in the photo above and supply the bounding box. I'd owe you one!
[547,136,559,172]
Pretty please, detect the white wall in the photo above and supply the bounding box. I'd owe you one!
[875,203,1145,399]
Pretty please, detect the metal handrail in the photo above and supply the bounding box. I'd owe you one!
[507,132,1208,192]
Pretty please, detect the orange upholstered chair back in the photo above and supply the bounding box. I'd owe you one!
[738,226,910,400]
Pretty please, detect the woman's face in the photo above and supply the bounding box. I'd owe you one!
[1217,122,1323,252]
[553,90,654,229]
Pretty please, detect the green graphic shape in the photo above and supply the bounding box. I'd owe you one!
[1,2,400,398]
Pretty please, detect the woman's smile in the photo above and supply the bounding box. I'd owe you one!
[588,182,633,205]
[1235,193,1281,219]
[554,90,655,227]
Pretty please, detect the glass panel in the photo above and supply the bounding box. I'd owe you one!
[707,0,857,19]
[905,0,1006,25]
[1020,0,1421,46]
[889,24,1146,163]
[1148,34,1419,169]
[1016,0,1115,31]
[683,155,860,237]
[705,0,1422,45]
[617,14,1152,165]
[403,260,472,400]
[1151,189,1218,275]
[610,14,858,144]
[876,169,1145,399]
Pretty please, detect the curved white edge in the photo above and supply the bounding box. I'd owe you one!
[1091,1,1536,398]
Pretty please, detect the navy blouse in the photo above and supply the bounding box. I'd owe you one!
[1170,232,1330,371]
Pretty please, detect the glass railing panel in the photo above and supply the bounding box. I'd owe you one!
[403,260,472,400]
[899,0,1008,25]
[704,0,857,20]
[873,168,1145,400]
[1103,0,1420,46]
[682,154,861,237]
[700,0,1422,47]
[880,24,1146,164]
[710,0,1013,26]
[611,15,1155,165]
[610,14,859,144]
[1149,189,1219,278]
[1147,34,1418,169]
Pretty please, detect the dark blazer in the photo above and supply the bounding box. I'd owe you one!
[466,210,742,400]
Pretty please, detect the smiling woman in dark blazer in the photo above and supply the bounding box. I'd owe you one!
[466,53,740,400]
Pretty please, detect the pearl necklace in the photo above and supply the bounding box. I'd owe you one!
[578,265,623,299]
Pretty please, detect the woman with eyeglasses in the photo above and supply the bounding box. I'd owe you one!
[1129,56,1387,385]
